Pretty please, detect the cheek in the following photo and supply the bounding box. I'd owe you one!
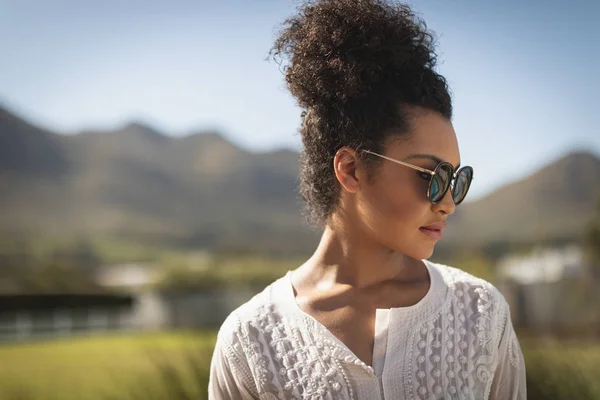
[359,178,429,233]
[358,177,438,258]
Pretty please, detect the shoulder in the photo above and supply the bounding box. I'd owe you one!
[428,259,509,305]
[427,259,510,320]
[214,273,290,354]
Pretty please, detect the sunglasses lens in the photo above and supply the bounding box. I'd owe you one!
[452,167,473,204]
[430,176,440,200]
[430,163,452,203]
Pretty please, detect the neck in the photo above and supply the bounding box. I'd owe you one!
[301,221,423,290]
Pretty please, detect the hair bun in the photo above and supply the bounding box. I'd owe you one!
[271,0,439,110]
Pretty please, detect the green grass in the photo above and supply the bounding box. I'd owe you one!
[0,331,217,400]
[522,337,600,399]
[1,332,600,400]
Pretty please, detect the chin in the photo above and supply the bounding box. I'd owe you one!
[413,246,435,260]
[395,242,435,261]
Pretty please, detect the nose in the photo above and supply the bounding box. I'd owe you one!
[432,186,456,216]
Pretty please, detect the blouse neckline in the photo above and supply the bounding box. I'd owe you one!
[281,258,441,314]
[277,259,445,375]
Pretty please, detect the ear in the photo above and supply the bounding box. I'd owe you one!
[333,147,364,194]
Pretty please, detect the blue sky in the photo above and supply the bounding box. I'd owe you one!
[1,0,599,201]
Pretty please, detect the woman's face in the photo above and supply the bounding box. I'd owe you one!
[353,110,461,260]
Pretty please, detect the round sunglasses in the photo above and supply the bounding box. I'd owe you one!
[362,150,474,205]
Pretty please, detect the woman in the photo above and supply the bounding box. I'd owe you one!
[209,0,526,399]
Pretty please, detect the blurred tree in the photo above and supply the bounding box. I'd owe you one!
[50,238,101,269]
[583,196,600,280]
[0,237,33,268]
[433,246,496,283]
[0,259,104,294]
[33,260,103,293]
[582,196,600,334]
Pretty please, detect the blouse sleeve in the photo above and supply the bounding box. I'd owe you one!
[208,328,258,400]
[488,304,527,399]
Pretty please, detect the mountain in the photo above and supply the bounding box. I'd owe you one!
[0,106,70,176]
[441,151,600,250]
[0,105,598,256]
[0,106,315,255]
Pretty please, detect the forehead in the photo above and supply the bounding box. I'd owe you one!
[386,110,460,166]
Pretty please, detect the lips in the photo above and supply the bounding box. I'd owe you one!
[419,221,446,240]
[421,222,446,231]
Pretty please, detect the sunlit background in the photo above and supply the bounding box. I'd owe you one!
[1,0,599,399]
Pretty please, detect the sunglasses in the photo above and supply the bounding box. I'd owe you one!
[362,150,474,205]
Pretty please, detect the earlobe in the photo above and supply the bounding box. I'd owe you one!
[334,148,361,193]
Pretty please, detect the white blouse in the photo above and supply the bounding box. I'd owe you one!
[208,260,527,399]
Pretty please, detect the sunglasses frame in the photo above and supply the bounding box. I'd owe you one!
[361,149,473,205]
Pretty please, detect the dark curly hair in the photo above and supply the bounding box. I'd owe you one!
[270,0,452,229]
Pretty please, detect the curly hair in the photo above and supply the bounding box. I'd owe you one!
[270,0,452,229]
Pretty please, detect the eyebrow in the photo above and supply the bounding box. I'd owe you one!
[405,154,461,169]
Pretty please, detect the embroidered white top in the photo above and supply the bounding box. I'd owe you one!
[208,259,527,399]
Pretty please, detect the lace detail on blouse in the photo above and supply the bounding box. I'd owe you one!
[235,302,350,399]
[508,329,520,369]
[405,279,502,400]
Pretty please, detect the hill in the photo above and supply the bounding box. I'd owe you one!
[1,105,598,256]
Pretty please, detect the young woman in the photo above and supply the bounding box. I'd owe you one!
[209,1,526,399]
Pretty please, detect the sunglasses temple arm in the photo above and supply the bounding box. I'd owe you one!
[363,150,436,175]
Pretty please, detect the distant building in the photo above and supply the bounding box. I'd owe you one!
[0,261,260,342]
[0,293,135,342]
[95,262,157,290]
[497,245,585,284]
[158,287,260,329]
[95,261,262,331]
[496,244,592,331]
[95,262,170,331]
[0,263,156,342]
